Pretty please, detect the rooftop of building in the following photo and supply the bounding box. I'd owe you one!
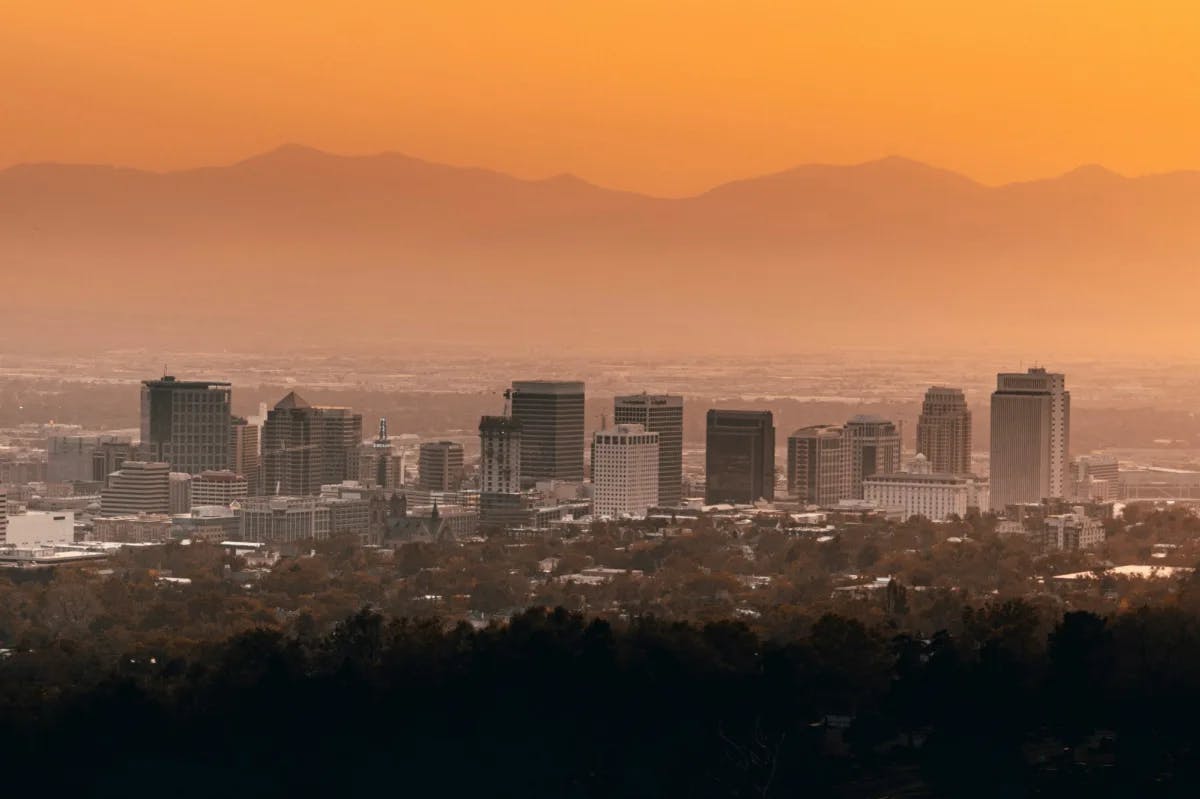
[511,380,586,393]
[143,376,232,388]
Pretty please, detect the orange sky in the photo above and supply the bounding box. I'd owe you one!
[4,0,1200,195]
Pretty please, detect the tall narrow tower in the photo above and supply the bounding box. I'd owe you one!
[916,387,972,475]
[989,368,1070,510]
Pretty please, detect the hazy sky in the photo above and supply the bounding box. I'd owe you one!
[5,1,1200,195]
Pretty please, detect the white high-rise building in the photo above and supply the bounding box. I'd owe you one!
[592,424,659,518]
[989,368,1070,511]
[479,416,522,495]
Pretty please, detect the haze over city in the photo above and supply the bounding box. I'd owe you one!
[4,2,1200,796]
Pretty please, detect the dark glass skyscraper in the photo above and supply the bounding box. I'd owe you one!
[614,393,683,507]
[510,380,585,483]
[705,409,775,504]
[140,376,232,475]
[261,391,363,496]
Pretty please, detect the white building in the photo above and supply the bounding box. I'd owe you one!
[236,496,331,543]
[5,510,74,546]
[479,416,521,495]
[592,424,659,518]
[1044,509,1104,551]
[191,470,249,507]
[862,455,988,521]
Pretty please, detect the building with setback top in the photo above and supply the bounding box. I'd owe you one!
[916,387,972,475]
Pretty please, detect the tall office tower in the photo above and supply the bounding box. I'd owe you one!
[705,410,775,504]
[0,488,6,545]
[479,416,522,494]
[592,424,660,517]
[990,368,1070,510]
[916,387,972,475]
[92,440,139,482]
[48,435,130,483]
[261,392,364,496]
[230,417,261,496]
[100,461,171,516]
[418,441,465,491]
[169,472,193,515]
[614,393,684,507]
[845,415,902,499]
[140,376,233,474]
[787,425,851,506]
[510,381,585,483]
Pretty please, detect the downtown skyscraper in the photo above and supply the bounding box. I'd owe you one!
[989,368,1070,510]
[613,393,683,507]
[705,410,775,504]
[787,424,851,506]
[261,392,363,496]
[844,415,901,499]
[140,376,232,475]
[916,387,972,475]
[510,380,585,484]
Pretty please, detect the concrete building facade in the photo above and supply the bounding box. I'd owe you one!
[592,424,660,518]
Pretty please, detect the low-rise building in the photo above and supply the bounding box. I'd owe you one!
[191,470,249,508]
[93,513,173,543]
[1044,509,1105,551]
[237,496,331,543]
[6,510,74,546]
[862,455,988,521]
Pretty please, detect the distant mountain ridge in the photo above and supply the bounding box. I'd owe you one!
[2,146,1198,355]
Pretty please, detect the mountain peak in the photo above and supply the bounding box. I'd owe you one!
[1058,163,1125,183]
[235,143,337,167]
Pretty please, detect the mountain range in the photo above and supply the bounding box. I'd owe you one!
[3,145,1198,355]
